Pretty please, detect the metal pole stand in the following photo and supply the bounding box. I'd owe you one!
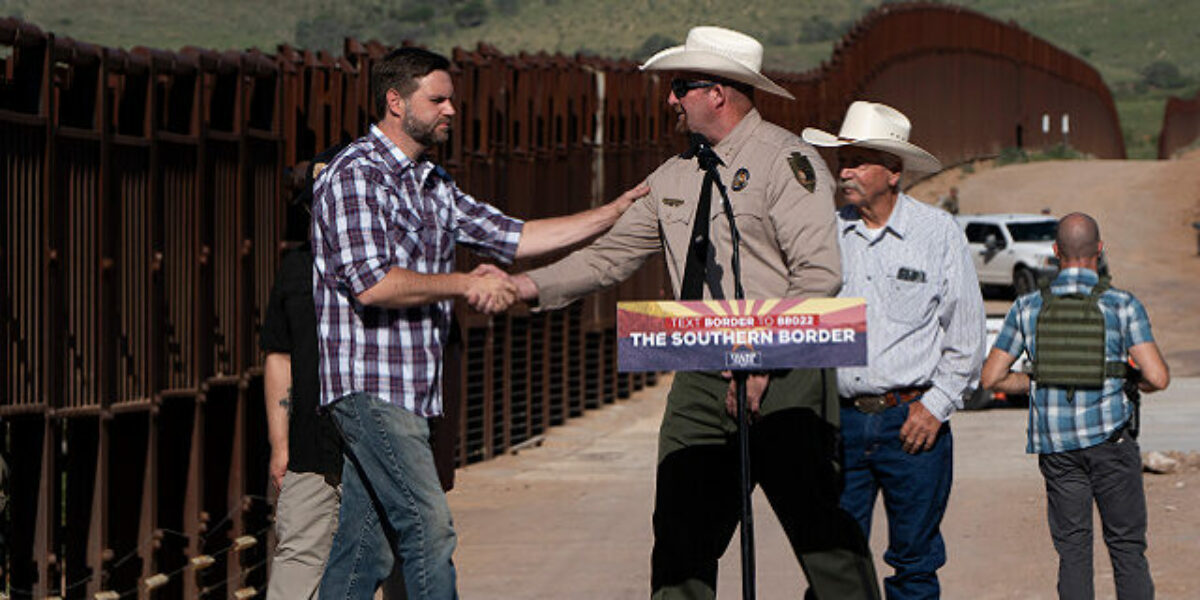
[712,161,755,599]
[734,371,755,600]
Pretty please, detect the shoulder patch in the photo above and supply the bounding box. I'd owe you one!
[787,152,816,193]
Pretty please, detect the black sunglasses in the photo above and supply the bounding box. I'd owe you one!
[670,78,718,100]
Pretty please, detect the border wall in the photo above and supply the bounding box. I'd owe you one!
[1159,89,1200,159]
[1,3,1123,598]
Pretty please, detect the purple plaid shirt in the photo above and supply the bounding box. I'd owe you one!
[311,125,523,416]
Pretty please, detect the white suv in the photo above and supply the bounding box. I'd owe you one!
[956,214,1058,295]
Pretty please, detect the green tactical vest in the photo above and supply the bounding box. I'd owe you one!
[1033,276,1127,389]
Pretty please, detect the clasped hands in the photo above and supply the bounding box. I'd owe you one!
[463,263,519,314]
[464,264,541,314]
[460,266,542,316]
[722,371,771,420]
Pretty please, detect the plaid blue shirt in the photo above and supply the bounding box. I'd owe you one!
[311,125,523,416]
[993,268,1155,454]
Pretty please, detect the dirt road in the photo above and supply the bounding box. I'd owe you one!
[447,375,1200,599]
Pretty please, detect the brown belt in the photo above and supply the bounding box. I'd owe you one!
[841,386,930,414]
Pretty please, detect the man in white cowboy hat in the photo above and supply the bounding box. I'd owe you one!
[510,26,880,600]
[802,101,985,599]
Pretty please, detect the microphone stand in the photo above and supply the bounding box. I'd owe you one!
[706,157,755,600]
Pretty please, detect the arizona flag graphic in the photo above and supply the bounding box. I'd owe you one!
[616,298,867,372]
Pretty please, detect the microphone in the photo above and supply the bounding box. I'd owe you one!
[681,133,722,172]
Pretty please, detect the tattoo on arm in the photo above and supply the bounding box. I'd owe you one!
[278,387,293,415]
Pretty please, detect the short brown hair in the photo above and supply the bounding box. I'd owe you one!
[371,47,451,116]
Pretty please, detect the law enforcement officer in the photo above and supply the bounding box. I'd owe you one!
[982,212,1169,600]
[803,101,986,599]
[511,26,879,600]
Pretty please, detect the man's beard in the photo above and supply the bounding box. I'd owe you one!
[404,112,451,147]
[674,109,689,134]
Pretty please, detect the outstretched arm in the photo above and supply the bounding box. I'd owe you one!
[357,264,517,315]
[518,183,664,310]
[514,184,649,259]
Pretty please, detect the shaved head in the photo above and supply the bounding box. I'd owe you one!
[1055,212,1101,260]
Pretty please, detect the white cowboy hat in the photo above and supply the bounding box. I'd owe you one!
[640,26,795,100]
[802,101,942,173]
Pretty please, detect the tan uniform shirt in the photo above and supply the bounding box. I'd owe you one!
[528,109,841,308]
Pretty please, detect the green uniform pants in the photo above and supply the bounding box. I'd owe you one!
[650,370,879,600]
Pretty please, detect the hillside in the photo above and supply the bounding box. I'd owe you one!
[3,0,1197,158]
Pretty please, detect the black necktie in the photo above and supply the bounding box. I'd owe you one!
[681,135,721,300]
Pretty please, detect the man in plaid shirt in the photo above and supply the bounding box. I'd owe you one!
[982,212,1169,600]
[311,47,647,600]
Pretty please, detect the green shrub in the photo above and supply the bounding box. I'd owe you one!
[396,5,436,22]
[495,0,520,17]
[766,29,792,46]
[798,16,838,43]
[1031,143,1085,161]
[454,0,488,27]
[996,146,1028,166]
[637,33,676,60]
[296,11,361,52]
[1141,60,1188,89]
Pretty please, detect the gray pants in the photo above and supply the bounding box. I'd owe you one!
[1038,428,1153,600]
[269,470,341,600]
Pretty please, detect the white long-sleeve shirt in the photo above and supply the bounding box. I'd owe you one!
[835,193,986,422]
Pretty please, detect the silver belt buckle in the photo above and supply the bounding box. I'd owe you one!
[854,395,889,414]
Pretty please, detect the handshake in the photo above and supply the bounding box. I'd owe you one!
[462,264,538,315]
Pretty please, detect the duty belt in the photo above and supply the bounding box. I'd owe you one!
[841,386,931,414]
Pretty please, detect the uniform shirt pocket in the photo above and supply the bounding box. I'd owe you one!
[729,206,766,241]
[659,203,694,253]
[660,203,693,227]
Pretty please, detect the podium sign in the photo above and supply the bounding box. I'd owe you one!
[616,298,866,372]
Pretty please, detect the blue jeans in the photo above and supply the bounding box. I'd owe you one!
[839,403,952,600]
[319,393,457,600]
